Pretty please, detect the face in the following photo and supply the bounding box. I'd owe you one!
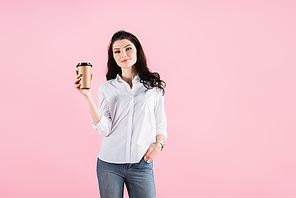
[112,39,137,69]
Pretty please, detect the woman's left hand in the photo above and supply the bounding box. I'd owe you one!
[144,143,162,163]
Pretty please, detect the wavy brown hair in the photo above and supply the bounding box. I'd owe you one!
[106,30,166,95]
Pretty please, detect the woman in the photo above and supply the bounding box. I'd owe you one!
[74,30,167,198]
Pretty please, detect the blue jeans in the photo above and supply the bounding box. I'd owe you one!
[96,157,156,198]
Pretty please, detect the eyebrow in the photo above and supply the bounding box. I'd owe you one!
[113,44,132,51]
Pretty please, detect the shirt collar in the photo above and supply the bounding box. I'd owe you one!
[116,74,140,83]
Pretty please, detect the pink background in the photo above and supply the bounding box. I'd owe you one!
[1,0,296,197]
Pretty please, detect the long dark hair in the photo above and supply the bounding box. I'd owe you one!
[106,30,166,95]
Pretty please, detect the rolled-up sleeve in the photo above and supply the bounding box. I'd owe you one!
[91,86,112,136]
[154,89,168,140]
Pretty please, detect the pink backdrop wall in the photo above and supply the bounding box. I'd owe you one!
[1,0,296,197]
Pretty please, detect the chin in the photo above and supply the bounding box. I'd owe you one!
[120,63,135,68]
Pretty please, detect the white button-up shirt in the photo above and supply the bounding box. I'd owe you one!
[91,74,167,163]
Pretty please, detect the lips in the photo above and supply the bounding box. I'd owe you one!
[121,59,130,63]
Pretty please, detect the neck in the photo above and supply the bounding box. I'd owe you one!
[121,66,137,88]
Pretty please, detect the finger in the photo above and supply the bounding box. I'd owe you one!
[144,153,148,160]
[91,74,93,80]
[74,79,81,84]
[144,150,150,158]
[146,157,153,163]
[75,77,80,82]
[144,154,151,161]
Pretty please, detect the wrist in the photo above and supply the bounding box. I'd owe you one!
[84,92,92,99]
[155,142,162,150]
[155,141,165,151]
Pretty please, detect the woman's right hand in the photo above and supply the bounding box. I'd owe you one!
[74,70,93,97]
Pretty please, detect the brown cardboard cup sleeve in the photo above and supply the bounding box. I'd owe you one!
[76,62,92,89]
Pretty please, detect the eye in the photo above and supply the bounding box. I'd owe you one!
[114,50,120,54]
[126,47,132,51]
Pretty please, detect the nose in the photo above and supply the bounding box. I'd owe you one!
[121,50,127,59]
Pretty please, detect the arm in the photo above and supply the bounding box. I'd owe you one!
[75,72,102,124]
[85,93,102,125]
[75,72,111,136]
[144,90,168,162]
[156,134,165,143]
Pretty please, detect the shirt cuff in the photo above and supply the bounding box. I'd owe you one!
[91,115,111,136]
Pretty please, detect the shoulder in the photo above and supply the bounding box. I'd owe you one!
[143,87,164,99]
[153,87,165,97]
[99,78,117,90]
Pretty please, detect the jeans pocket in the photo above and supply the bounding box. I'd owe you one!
[135,157,153,169]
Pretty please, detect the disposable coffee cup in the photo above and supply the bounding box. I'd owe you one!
[76,62,93,89]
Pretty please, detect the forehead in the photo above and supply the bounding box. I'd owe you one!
[113,39,135,49]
